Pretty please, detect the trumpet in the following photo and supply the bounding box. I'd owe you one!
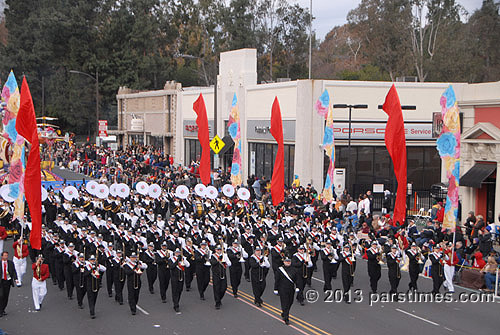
[416,247,424,264]
[133,260,142,289]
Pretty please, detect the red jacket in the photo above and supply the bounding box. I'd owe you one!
[32,263,50,281]
[13,241,29,258]
[444,250,459,266]
[0,226,7,240]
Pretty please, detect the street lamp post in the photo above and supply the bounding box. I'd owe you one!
[332,103,368,195]
[69,69,99,141]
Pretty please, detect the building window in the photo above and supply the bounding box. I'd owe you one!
[149,136,163,149]
[326,146,440,195]
[248,142,295,186]
[185,139,214,169]
[129,134,144,145]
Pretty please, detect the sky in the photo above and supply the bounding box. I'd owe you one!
[296,0,485,40]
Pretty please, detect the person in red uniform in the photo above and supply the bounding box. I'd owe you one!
[0,226,7,254]
[13,238,29,286]
[32,255,50,311]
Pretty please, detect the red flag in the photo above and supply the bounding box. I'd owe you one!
[382,84,407,225]
[270,97,284,206]
[16,77,42,249]
[193,94,211,185]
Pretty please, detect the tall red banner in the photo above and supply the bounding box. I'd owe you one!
[193,94,211,185]
[16,77,42,249]
[382,85,407,225]
[270,97,284,206]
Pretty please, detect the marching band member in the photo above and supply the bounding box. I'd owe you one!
[271,238,286,294]
[249,246,270,307]
[429,247,444,295]
[339,243,356,303]
[182,238,197,291]
[194,240,211,300]
[111,249,126,305]
[292,245,313,305]
[210,244,231,309]
[141,242,157,294]
[169,248,190,313]
[320,239,339,292]
[156,242,171,303]
[31,255,49,311]
[366,240,382,294]
[71,253,87,309]
[62,242,77,299]
[386,245,402,294]
[406,242,421,292]
[124,252,147,315]
[227,240,247,298]
[276,257,298,325]
[83,254,106,319]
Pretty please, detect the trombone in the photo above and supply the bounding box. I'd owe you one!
[218,237,226,280]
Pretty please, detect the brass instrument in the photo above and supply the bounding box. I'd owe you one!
[133,260,142,289]
[0,208,9,219]
[377,246,386,265]
[416,247,424,264]
[178,246,184,282]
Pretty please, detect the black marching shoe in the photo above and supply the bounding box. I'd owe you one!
[131,310,136,315]
[285,318,290,325]
[174,307,180,313]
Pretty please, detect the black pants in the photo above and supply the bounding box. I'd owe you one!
[114,277,125,304]
[158,268,170,301]
[341,273,353,292]
[295,276,306,303]
[212,276,227,306]
[146,266,157,292]
[0,280,11,313]
[229,265,242,294]
[106,267,114,296]
[244,260,250,280]
[322,262,338,291]
[279,289,294,321]
[408,269,419,291]
[185,265,195,290]
[64,266,74,298]
[196,265,210,297]
[251,279,266,304]
[431,274,443,294]
[48,258,57,284]
[55,261,65,289]
[389,274,400,293]
[87,289,99,317]
[127,278,141,313]
[368,266,381,293]
[171,279,184,309]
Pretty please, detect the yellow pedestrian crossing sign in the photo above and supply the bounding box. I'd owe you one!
[210,135,225,154]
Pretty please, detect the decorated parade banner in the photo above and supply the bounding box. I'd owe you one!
[228,94,242,187]
[1,71,26,221]
[436,85,460,232]
[315,90,335,203]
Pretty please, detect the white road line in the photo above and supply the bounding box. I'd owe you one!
[395,308,439,326]
[312,276,325,283]
[137,305,150,315]
[444,327,454,332]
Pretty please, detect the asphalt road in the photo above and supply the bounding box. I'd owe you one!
[1,259,498,335]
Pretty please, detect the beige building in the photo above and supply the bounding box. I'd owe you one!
[114,81,181,155]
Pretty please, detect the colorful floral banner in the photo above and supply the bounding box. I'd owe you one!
[315,90,335,203]
[436,85,460,232]
[228,93,242,187]
[1,71,25,221]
